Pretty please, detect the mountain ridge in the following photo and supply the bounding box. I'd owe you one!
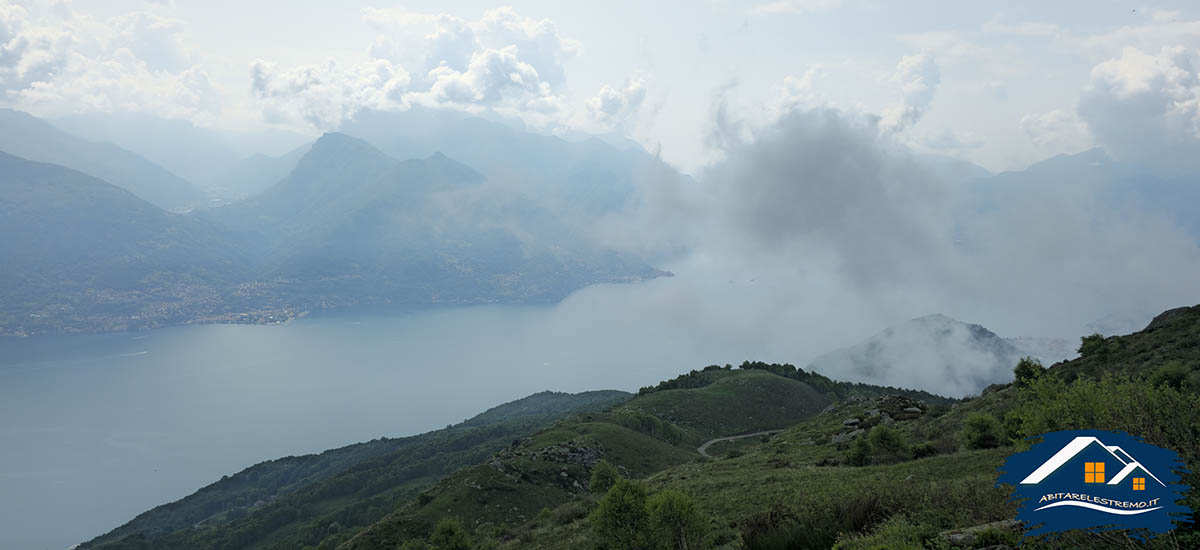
[0,109,207,210]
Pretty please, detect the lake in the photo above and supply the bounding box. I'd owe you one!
[1,269,839,550]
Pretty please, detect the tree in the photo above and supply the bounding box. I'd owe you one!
[847,434,872,466]
[962,412,1003,450]
[867,425,909,463]
[1012,356,1045,387]
[428,518,471,550]
[590,459,621,493]
[647,490,708,550]
[589,479,651,550]
[1078,333,1108,358]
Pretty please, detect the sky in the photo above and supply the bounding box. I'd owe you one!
[4,0,1200,175]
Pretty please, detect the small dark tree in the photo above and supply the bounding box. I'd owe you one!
[1013,356,1045,387]
[589,459,621,493]
[867,425,909,463]
[589,479,651,550]
[647,490,708,550]
[428,517,471,550]
[847,434,872,466]
[1078,333,1107,358]
[962,412,1003,450]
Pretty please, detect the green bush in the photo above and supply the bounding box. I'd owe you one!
[972,526,1019,547]
[589,459,621,494]
[615,409,684,445]
[552,499,592,525]
[398,539,429,550]
[910,442,937,459]
[589,479,651,550]
[961,412,1003,450]
[428,518,471,550]
[831,515,937,550]
[847,435,872,466]
[867,426,909,463]
[647,490,708,550]
[1012,356,1045,387]
[1149,360,1192,389]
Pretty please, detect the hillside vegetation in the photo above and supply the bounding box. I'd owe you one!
[82,390,630,550]
[87,305,1200,549]
[464,305,1200,550]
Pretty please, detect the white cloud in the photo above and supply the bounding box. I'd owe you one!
[1078,46,1200,160]
[1020,108,1092,157]
[0,5,220,121]
[881,51,940,132]
[249,59,410,129]
[777,65,828,112]
[584,74,646,130]
[470,7,579,88]
[254,6,581,131]
[362,6,578,88]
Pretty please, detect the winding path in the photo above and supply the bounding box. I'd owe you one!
[697,430,784,458]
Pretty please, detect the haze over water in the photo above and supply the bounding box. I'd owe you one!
[0,272,808,550]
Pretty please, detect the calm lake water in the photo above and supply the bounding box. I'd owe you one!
[1,271,828,550]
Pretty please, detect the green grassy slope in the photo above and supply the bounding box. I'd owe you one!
[84,390,629,550]
[433,306,1200,550]
[340,368,848,549]
[626,369,831,443]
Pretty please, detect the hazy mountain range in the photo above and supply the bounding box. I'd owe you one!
[0,110,668,335]
[0,109,208,211]
[3,107,1199,338]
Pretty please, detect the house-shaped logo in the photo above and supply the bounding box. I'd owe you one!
[997,430,1191,539]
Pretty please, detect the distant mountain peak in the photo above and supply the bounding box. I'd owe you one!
[311,131,378,152]
[807,314,1024,397]
[1023,147,1112,174]
[0,108,205,210]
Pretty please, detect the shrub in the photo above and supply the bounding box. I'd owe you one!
[831,515,936,550]
[961,412,1003,450]
[1077,333,1108,358]
[867,425,909,463]
[1149,360,1192,389]
[973,526,1019,547]
[428,518,471,550]
[1012,356,1045,387]
[910,442,937,459]
[398,539,429,550]
[589,479,651,550]
[552,499,591,525]
[589,459,621,494]
[615,409,684,444]
[847,435,872,466]
[647,490,708,550]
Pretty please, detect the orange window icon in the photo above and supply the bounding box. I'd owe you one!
[1084,462,1105,483]
[1133,477,1145,491]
